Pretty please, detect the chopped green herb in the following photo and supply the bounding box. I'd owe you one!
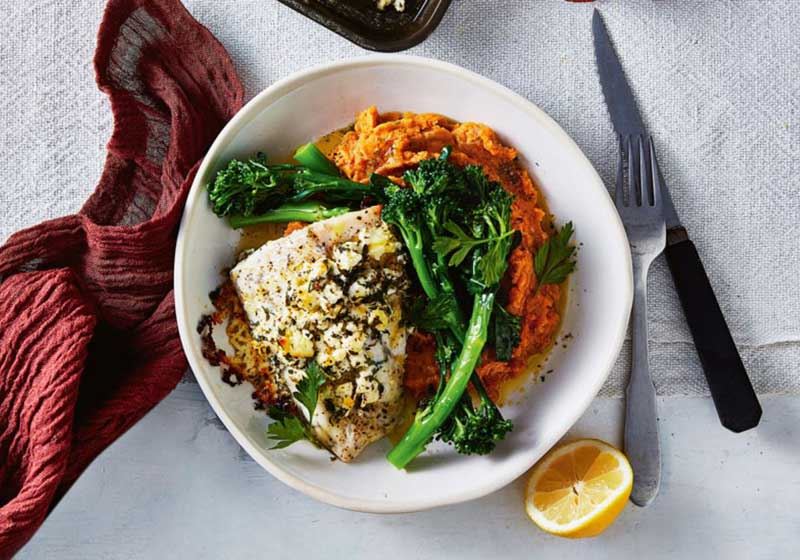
[534,222,576,288]
[266,361,326,450]
[433,221,514,269]
[266,406,311,449]
[294,360,326,419]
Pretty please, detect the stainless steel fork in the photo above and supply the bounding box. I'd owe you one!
[615,134,666,507]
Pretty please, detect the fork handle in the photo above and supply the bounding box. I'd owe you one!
[664,237,762,432]
[625,256,661,507]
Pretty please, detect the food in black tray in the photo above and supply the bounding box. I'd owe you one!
[277,0,452,52]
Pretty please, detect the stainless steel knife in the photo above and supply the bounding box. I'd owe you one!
[593,9,762,433]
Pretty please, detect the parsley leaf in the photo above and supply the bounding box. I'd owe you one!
[493,304,522,362]
[433,222,514,272]
[534,222,576,288]
[294,360,326,419]
[265,361,327,451]
[266,406,310,449]
[432,221,486,267]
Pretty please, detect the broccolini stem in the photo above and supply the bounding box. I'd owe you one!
[431,254,466,344]
[287,171,376,202]
[293,143,341,176]
[228,202,350,229]
[396,229,440,302]
[468,369,493,405]
[387,291,495,469]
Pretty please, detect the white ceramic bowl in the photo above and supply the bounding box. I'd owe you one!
[174,55,632,513]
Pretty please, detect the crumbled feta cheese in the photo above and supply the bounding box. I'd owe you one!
[333,241,363,272]
[286,328,314,358]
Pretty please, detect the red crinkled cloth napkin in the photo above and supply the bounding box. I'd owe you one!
[0,0,243,555]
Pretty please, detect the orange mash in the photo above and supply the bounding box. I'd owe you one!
[331,107,562,400]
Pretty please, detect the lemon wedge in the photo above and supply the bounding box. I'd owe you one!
[525,439,633,538]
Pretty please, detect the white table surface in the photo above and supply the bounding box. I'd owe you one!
[18,385,800,559]
[3,0,799,557]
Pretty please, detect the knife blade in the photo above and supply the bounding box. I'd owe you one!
[592,11,645,137]
[593,10,682,230]
[593,9,762,434]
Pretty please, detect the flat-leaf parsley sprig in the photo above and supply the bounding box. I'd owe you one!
[266,360,327,450]
[534,222,577,290]
[265,407,310,450]
[293,360,326,418]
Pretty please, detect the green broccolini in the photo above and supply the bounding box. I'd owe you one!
[292,142,342,176]
[227,201,350,229]
[207,148,376,221]
[437,374,514,456]
[386,150,518,469]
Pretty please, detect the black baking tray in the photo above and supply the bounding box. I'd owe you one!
[277,0,452,52]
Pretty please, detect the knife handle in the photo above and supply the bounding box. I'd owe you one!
[664,237,762,432]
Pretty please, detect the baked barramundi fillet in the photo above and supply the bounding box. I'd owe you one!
[230,206,409,462]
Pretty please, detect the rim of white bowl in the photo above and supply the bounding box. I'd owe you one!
[174,54,633,513]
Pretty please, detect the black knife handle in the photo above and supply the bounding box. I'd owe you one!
[664,238,762,432]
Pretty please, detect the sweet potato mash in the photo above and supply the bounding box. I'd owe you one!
[332,107,562,400]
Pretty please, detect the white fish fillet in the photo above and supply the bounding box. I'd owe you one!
[231,206,408,462]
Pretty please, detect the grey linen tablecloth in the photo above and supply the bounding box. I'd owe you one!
[1,0,797,397]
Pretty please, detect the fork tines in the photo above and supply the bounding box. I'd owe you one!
[615,135,662,212]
